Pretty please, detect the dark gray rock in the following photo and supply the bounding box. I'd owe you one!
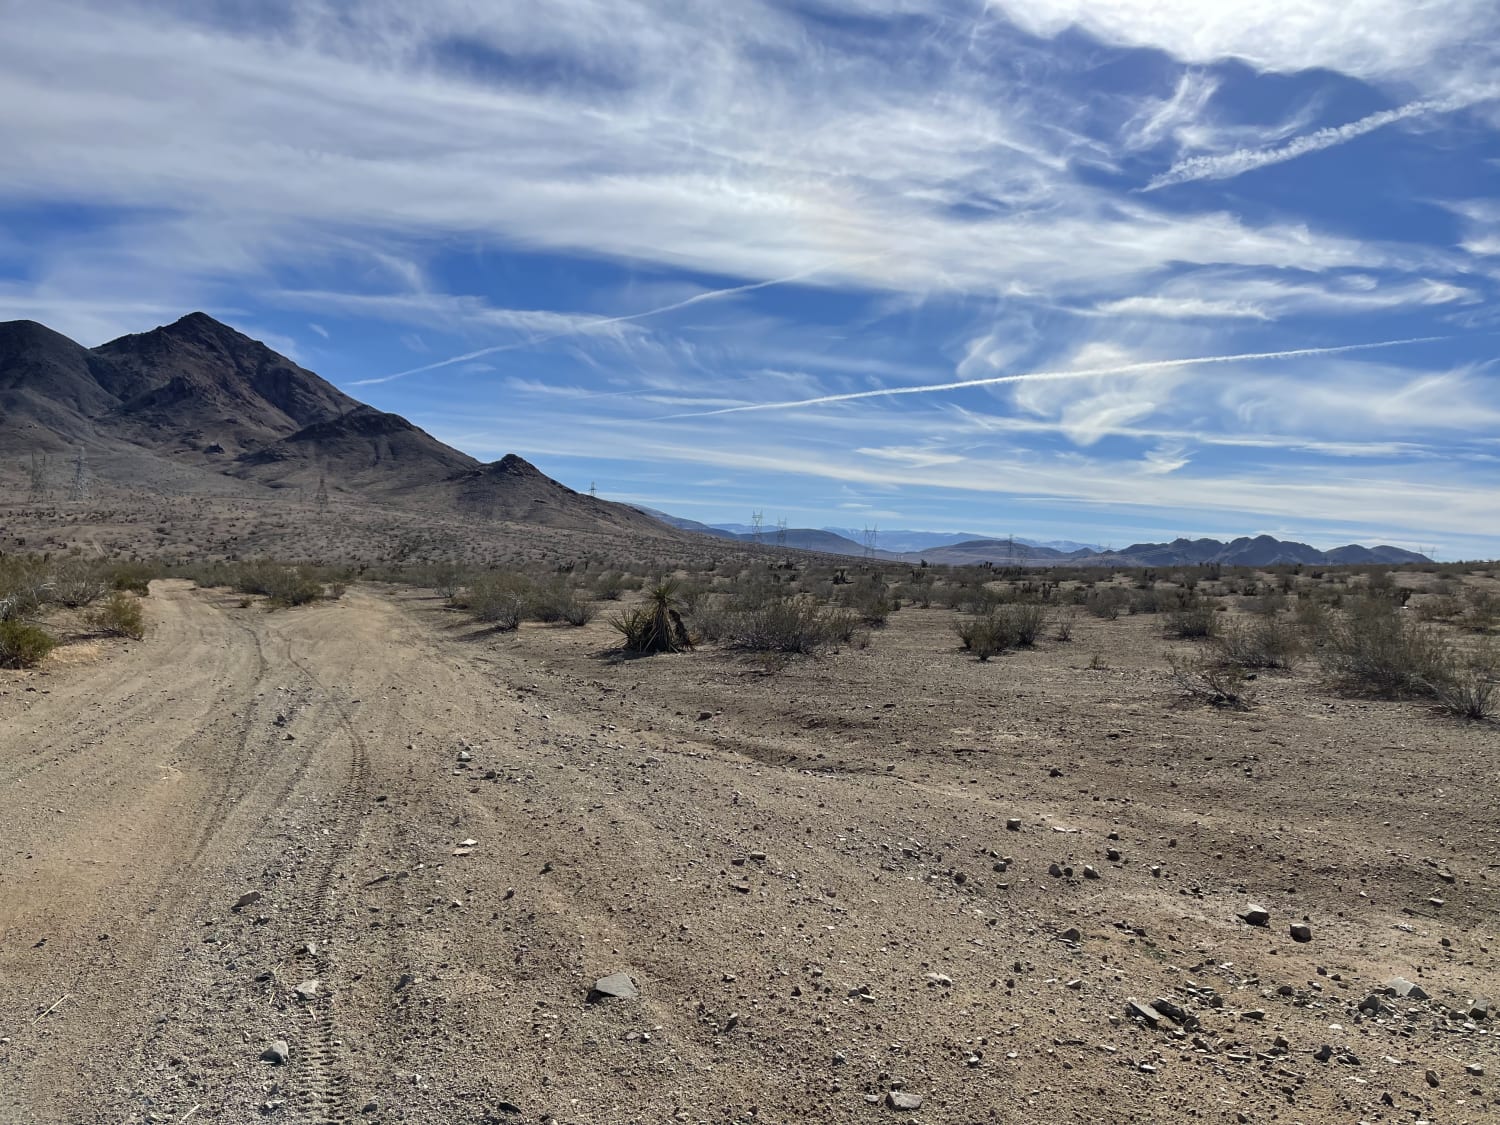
[1289,923,1312,943]
[1126,998,1163,1027]
[1238,904,1270,927]
[1383,977,1428,1000]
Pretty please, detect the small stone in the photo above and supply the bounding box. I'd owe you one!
[294,980,320,1001]
[495,1102,522,1116]
[1240,1009,1266,1021]
[1006,818,1022,831]
[1048,862,1064,878]
[1383,977,1428,1000]
[1060,926,1082,943]
[924,972,952,987]
[1106,848,1121,862]
[1289,923,1313,943]
[457,750,472,763]
[233,891,263,912]
[1313,1044,1333,1063]
[1466,995,1490,1020]
[588,972,639,1002]
[1466,1063,1484,1077]
[1126,998,1163,1027]
[260,1040,289,1065]
[886,1091,923,1111]
[362,1101,379,1115]
[1425,1069,1440,1088]
[1238,905,1271,927]
[1083,865,1100,880]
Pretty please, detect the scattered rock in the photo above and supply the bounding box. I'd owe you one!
[886,1091,923,1111]
[1467,996,1490,1020]
[924,972,952,987]
[1059,926,1082,943]
[1048,862,1064,878]
[1289,923,1313,943]
[1425,1069,1440,1088]
[1238,905,1271,927]
[1126,998,1163,1027]
[294,980,320,1001]
[495,1101,522,1115]
[696,711,712,721]
[1466,1063,1484,1077]
[1314,1044,1333,1063]
[260,1040,289,1066]
[1383,977,1428,1000]
[361,1100,379,1115]
[1006,818,1022,831]
[232,891,262,912]
[1083,865,1100,880]
[457,750,472,763]
[588,972,639,1002]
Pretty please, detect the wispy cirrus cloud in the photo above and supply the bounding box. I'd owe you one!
[1145,93,1487,189]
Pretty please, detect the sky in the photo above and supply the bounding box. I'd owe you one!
[2,1,1499,558]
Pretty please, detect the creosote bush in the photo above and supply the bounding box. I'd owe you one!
[88,591,146,639]
[1217,617,1303,670]
[1164,600,1219,639]
[0,619,57,668]
[1319,599,1446,697]
[1168,648,1253,710]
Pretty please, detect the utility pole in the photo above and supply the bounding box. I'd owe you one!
[68,448,89,501]
[751,511,764,545]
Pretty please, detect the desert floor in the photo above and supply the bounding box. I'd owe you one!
[1,581,1495,1124]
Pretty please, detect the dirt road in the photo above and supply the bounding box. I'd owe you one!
[1,583,1495,1124]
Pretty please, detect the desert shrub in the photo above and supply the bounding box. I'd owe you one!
[1246,591,1287,618]
[1054,608,1076,642]
[593,571,631,601]
[463,573,530,630]
[727,598,858,653]
[88,591,146,639]
[560,595,596,626]
[1423,647,1497,720]
[0,619,57,668]
[529,577,583,623]
[1319,600,1447,697]
[1168,649,1253,709]
[1463,590,1499,634]
[955,613,1014,661]
[0,557,51,621]
[49,557,110,607]
[836,577,893,627]
[611,581,692,654]
[1004,602,1049,647]
[1217,617,1303,670]
[1165,600,1219,639]
[1086,588,1128,620]
[106,560,157,595]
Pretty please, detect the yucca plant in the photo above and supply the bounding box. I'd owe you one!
[611,581,692,654]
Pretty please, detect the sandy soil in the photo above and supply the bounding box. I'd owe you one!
[1,582,1495,1124]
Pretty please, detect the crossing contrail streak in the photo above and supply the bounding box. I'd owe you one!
[667,334,1451,418]
[352,254,883,386]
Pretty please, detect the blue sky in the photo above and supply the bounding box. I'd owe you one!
[3,1,1499,558]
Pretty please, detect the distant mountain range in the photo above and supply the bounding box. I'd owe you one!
[636,509,1429,568]
[0,312,673,537]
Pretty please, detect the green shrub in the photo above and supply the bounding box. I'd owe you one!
[955,613,1014,661]
[106,561,157,595]
[1003,603,1049,647]
[463,573,529,630]
[0,619,57,668]
[88,591,146,639]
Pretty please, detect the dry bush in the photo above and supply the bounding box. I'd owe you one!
[1005,603,1049,647]
[48,557,111,607]
[1164,599,1220,639]
[0,557,51,621]
[0,619,57,668]
[88,591,146,639]
[1319,600,1447,697]
[1168,649,1253,709]
[955,613,1014,661]
[461,573,529,630]
[1217,616,1303,670]
[1422,644,1497,721]
[724,598,858,653]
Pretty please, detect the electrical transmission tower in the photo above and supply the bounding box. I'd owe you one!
[314,473,330,513]
[751,511,764,545]
[863,525,878,560]
[589,481,598,498]
[67,449,89,501]
[775,518,787,547]
[26,453,48,502]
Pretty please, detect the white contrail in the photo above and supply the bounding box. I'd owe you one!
[1144,95,1477,191]
[351,254,883,386]
[669,334,1451,418]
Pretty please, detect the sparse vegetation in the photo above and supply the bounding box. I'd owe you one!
[611,581,693,654]
[0,619,57,668]
[88,591,146,639]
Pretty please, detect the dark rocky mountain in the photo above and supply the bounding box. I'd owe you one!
[0,312,675,537]
[902,534,1427,568]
